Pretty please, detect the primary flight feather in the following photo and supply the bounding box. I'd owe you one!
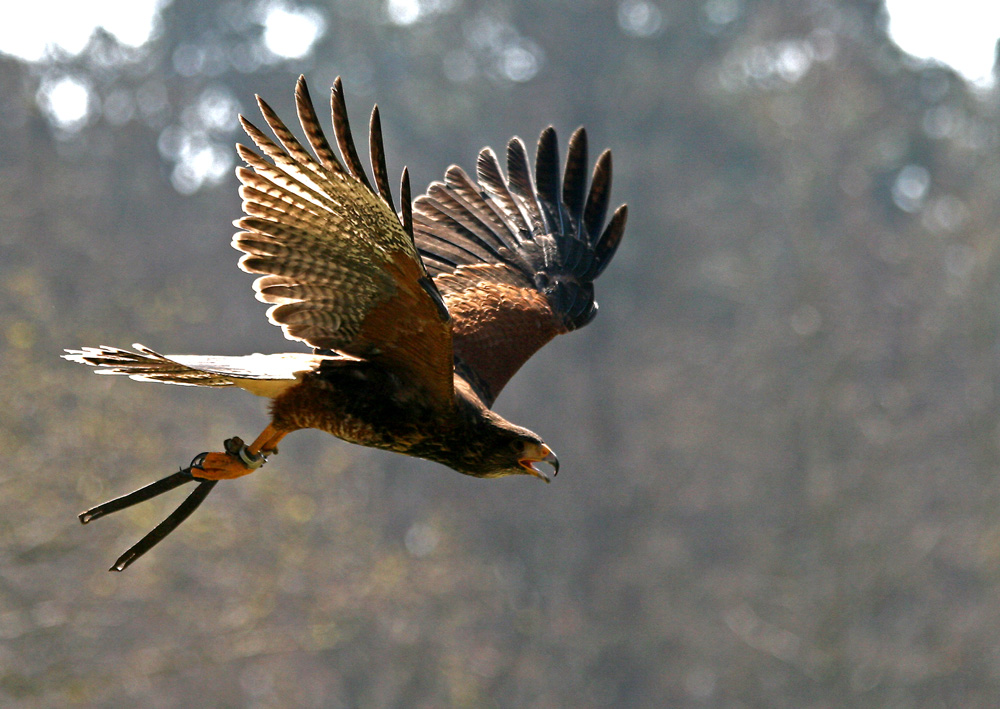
[65,76,627,570]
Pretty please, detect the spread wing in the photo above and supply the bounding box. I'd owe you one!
[413,127,627,406]
[234,76,453,404]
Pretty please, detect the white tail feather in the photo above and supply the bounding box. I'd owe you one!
[63,343,340,398]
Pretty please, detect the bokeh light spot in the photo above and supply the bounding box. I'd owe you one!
[618,0,665,38]
[261,2,326,60]
[37,76,92,132]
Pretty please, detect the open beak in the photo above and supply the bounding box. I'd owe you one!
[519,443,559,483]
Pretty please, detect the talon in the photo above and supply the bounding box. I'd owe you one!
[188,452,209,471]
[190,451,259,480]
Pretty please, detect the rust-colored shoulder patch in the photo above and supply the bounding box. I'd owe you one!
[445,277,566,404]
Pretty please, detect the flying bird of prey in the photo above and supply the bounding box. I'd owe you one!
[66,76,627,570]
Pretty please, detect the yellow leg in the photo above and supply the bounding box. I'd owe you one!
[247,424,288,455]
[192,424,289,480]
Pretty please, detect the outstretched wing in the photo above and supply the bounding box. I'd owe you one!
[413,127,627,406]
[234,76,453,404]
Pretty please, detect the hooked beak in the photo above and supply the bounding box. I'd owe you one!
[519,443,559,483]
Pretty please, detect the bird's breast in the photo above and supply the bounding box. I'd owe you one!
[268,364,447,454]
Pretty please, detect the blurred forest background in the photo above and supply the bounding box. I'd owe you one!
[4,0,1000,706]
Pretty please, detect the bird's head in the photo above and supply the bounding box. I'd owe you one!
[447,413,560,482]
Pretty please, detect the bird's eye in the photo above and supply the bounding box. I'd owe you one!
[509,440,525,454]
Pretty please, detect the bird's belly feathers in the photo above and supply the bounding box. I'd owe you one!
[268,366,444,454]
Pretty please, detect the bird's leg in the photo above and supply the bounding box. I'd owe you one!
[78,424,289,571]
[191,424,288,480]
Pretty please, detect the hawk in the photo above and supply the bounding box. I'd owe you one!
[66,76,627,570]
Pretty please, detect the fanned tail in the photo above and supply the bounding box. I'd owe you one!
[63,344,336,397]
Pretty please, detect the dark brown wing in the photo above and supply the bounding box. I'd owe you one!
[413,127,627,406]
[234,76,453,404]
